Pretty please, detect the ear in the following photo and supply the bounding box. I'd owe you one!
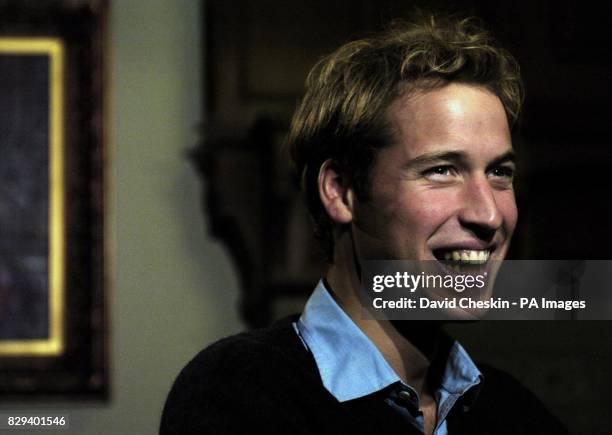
[317,159,354,224]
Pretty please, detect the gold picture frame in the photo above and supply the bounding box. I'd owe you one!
[0,0,107,399]
[0,38,65,357]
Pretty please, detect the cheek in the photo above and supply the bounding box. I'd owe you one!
[496,192,518,232]
[392,191,455,233]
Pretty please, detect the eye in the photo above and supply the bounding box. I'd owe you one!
[488,165,515,188]
[488,165,515,179]
[423,165,457,180]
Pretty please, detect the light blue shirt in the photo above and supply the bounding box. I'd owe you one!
[293,280,483,435]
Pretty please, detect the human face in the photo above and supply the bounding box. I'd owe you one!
[350,83,517,271]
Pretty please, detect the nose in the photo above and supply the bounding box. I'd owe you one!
[458,176,503,240]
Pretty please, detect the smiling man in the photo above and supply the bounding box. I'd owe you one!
[322,83,517,322]
[162,13,568,435]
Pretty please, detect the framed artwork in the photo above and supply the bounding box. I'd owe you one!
[0,38,65,357]
[0,0,107,399]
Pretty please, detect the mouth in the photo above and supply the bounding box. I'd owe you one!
[432,248,495,273]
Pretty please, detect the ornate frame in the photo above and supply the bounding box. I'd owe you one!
[0,0,107,399]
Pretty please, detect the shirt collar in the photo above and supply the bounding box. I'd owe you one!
[437,339,484,411]
[295,280,483,404]
[440,340,482,396]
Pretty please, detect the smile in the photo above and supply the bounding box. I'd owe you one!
[439,249,490,264]
[432,249,494,269]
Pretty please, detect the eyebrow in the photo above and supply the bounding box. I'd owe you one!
[404,149,515,170]
[487,150,516,168]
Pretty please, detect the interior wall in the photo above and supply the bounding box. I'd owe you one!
[3,1,244,433]
[102,0,243,431]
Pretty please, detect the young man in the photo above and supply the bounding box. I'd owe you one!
[161,14,568,435]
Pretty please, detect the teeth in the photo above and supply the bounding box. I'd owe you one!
[440,250,490,265]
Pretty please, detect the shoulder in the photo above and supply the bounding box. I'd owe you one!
[165,315,305,395]
[160,315,317,434]
[458,364,569,434]
[177,320,297,383]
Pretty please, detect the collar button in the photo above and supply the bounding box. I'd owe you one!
[398,390,412,400]
[396,389,414,406]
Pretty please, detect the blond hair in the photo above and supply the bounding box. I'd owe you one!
[287,13,524,258]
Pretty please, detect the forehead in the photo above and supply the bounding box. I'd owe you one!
[384,83,511,158]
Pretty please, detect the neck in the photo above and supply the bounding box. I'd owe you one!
[325,232,444,396]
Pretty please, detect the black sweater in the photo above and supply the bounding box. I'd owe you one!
[161,316,568,434]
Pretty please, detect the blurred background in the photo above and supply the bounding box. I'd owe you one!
[1,0,243,433]
[0,0,610,433]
